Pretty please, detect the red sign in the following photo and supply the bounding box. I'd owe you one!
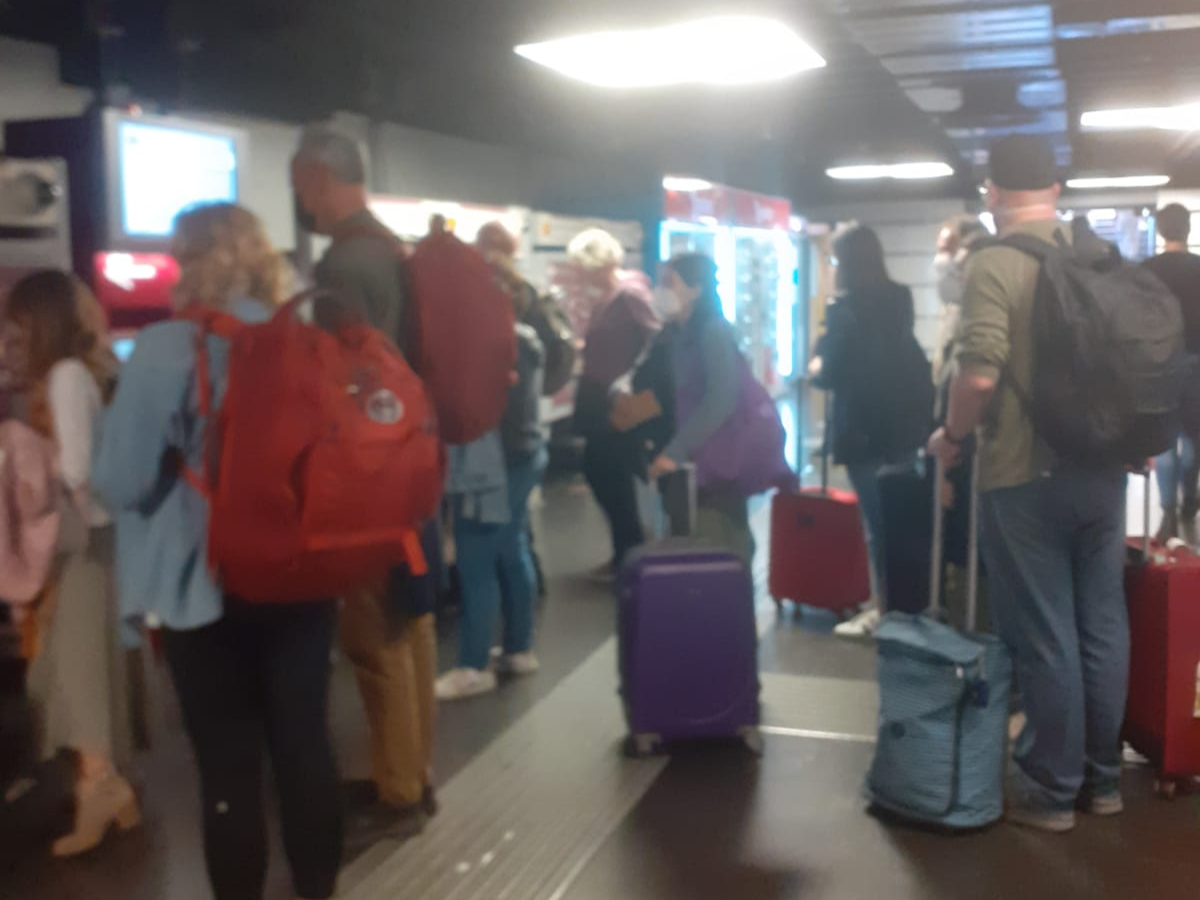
[93,251,180,329]
[663,183,791,231]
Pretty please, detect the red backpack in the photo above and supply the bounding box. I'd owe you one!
[406,233,516,444]
[181,295,444,604]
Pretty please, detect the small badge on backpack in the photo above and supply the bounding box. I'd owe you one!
[365,389,404,425]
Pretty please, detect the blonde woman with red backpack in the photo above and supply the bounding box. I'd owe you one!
[94,204,343,900]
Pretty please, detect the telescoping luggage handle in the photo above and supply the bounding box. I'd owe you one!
[928,453,981,631]
[1134,466,1153,563]
[653,463,698,540]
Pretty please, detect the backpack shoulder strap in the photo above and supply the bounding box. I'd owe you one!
[334,223,408,256]
[999,232,1063,262]
[173,308,243,501]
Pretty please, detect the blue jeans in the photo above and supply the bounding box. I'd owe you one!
[981,468,1129,811]
[1154,433,1199,512]
[846,463,887,607]
[454,450,547,671]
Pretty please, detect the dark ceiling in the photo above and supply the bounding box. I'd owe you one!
[3,0,1199,205]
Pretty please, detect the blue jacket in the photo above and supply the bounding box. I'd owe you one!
[445,431,509,526]
[92,298,271,636]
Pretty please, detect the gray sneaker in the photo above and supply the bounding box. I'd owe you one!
[1078,792,1124,816]
[1007,804,1076,833]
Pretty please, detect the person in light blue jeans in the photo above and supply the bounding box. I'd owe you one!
[980,468,1128,816]
[437,321,548,702]
[1154,435,1199,541]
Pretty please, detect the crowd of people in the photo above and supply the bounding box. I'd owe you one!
[0,125,792,898]
[1,123,1196,898]
[820,134,1198,833]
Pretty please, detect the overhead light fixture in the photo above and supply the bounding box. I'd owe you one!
[1081,102,1200,132]
[1066,175,1171,190]
[826,162,955,181]
[515,17,826,88]
[662,176,714,192]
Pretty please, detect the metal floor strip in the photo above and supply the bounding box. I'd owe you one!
[760,672,878,739]
[342,640,668,900]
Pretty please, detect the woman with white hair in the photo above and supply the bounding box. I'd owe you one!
[568,229,659,581]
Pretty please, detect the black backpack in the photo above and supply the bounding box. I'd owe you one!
[1004,231,1190,466]
[519,286,577,397]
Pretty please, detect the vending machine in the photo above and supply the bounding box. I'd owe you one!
[660,179,799,393]
[5,107,247,331]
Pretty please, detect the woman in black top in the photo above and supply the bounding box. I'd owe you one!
[812,224,931,637]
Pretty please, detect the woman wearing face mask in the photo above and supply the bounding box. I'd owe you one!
[643,254,791,564]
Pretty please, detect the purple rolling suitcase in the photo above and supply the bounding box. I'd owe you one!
[617,467,761,757]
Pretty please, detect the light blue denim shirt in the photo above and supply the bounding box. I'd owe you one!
[92,297,271,637]
[445,431,510,526]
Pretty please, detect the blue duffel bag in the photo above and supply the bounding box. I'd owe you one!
[865,455,1013,830]
[865,614,1013,829]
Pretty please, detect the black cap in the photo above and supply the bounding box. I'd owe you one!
[988,134,1059,191]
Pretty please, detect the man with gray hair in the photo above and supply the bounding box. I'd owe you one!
[292,125,437,843]
[291,126,409,346]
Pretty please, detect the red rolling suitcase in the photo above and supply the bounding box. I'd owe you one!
[768,442,871,613]
[1124,473,1200,797]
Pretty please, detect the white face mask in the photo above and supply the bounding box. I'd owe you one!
[937,271,964,308]
[933,252,956,280]
[653,287,681,321]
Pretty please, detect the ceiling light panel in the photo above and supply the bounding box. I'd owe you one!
[826,162,955,181]
[662,177,714,192]
[1066,175,1171,190]
[514,17,826,88]
[1081,103,1200,132]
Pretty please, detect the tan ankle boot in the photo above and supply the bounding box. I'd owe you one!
[52,774,141,857]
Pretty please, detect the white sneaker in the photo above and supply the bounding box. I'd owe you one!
[493,650,541,676]
[834,608,882,639]
[435,668,498,701]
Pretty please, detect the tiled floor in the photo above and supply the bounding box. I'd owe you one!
[9,471,1200,900]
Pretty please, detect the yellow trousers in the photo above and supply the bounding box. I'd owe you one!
[340,589,436,809]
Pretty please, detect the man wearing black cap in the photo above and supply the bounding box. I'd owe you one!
[929,134,1129,833]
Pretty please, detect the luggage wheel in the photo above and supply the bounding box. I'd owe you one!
[624,734,663,759]
[1155,778,1182,800]
[741,726,765,757]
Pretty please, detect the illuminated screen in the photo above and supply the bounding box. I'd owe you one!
[118,122,238,238]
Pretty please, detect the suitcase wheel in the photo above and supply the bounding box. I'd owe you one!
[741,726,765,757]
[624,734,664,759]
[1152,777,1200,800]
[1154,778,1183,800]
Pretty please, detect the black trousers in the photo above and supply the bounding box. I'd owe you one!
[163,599,342,900]
[583,429,645,567]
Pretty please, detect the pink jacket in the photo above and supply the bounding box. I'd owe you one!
[0,420,60,605]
